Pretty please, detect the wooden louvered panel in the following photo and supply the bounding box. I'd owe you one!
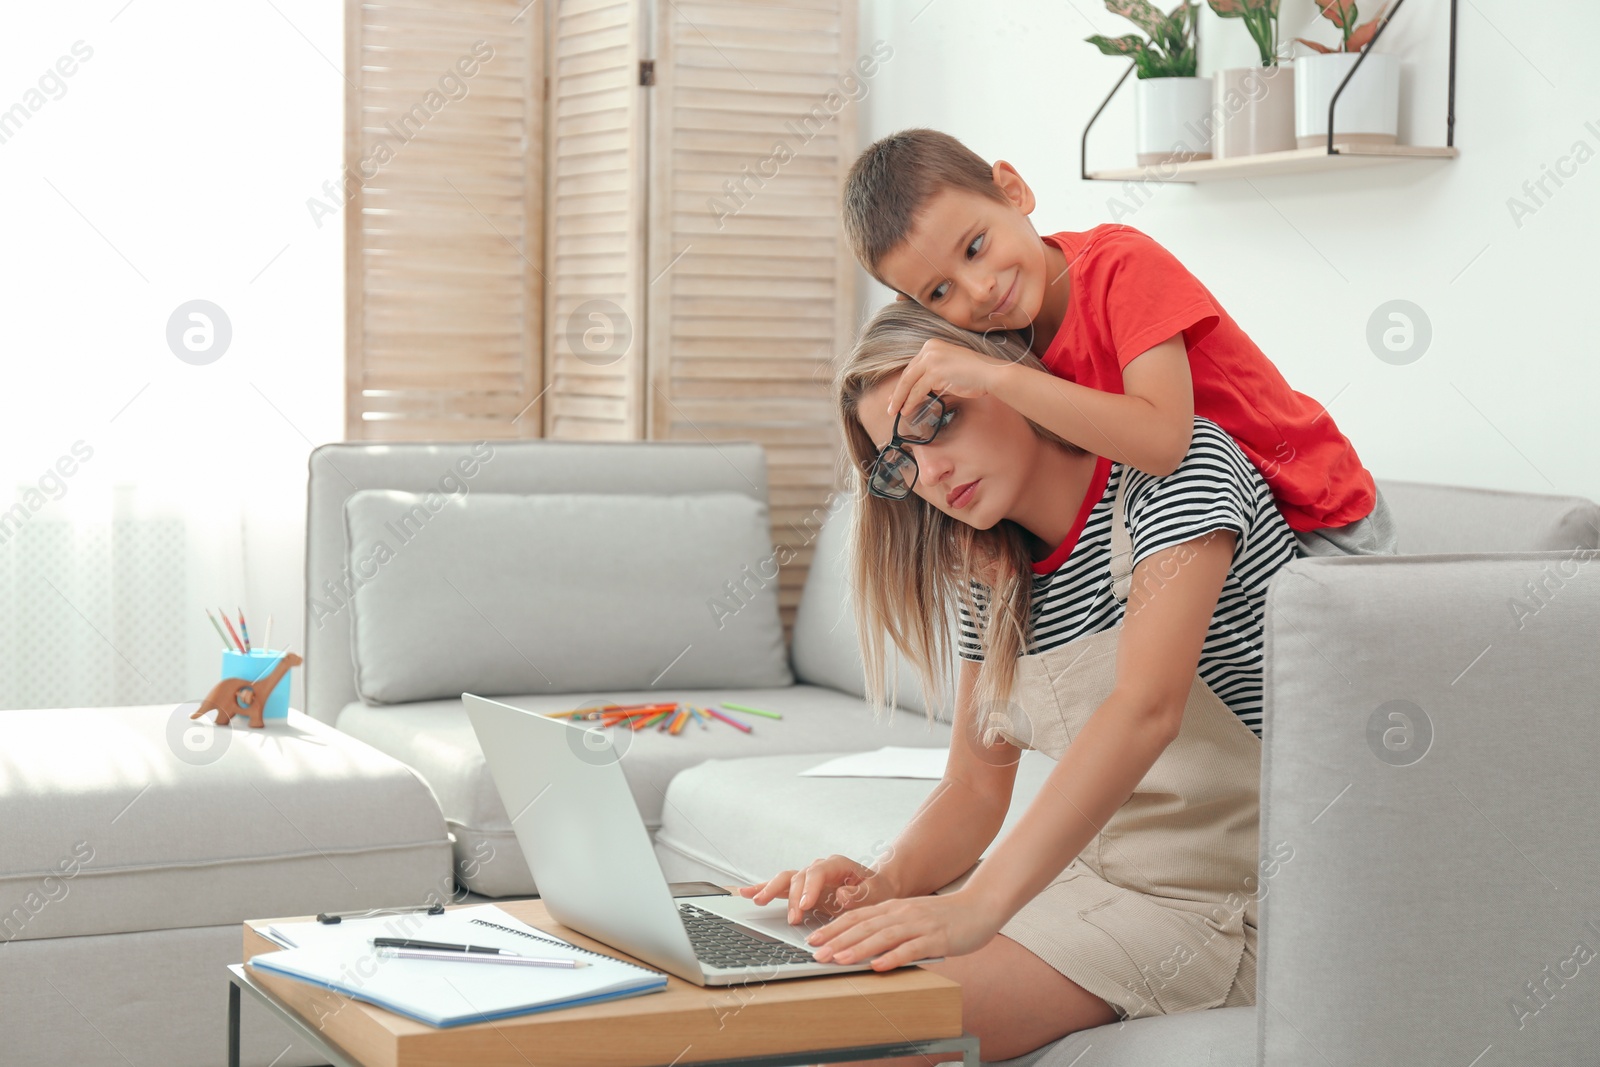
[345,0,544,441]
[648,0,857,643]
[543,0,645,441]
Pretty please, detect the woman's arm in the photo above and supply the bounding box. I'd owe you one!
[956,527,1237,922]
[864,659,1020,900]
[803,528,1240,969]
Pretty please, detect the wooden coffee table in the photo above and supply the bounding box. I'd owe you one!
[230,896,976,1066]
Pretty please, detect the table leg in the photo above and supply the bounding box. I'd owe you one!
[228,979,241,1067]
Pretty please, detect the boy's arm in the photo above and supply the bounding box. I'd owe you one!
[988,333,1195,476]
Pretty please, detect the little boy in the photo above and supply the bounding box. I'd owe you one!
[841,128,1396,557]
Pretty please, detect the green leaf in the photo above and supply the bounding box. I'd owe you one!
[1346,0,1392,51]
[1315,0,1358,30]
[1106,0,1173,39]
[1086,32,1146,57]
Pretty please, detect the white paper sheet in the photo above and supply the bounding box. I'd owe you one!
[798,746,947,779]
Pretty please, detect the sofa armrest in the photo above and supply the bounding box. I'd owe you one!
[1258,552,1600,1064]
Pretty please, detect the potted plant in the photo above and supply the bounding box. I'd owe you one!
[1086,0,1213,167]
[1292,0,1401,149]
[1207,0,1297,158]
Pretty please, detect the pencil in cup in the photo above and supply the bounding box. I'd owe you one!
[218,608,246,653]
[205,609,233,650]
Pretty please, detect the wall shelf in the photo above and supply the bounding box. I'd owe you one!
[1080,0,1458,183]
[1087,143,1458,184]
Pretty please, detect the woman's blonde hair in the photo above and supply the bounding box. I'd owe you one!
[831,300,1087,729]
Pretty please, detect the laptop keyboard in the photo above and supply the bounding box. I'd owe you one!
[677,902,826,968]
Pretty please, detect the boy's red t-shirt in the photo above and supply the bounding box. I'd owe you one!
[1038,224,1375,533]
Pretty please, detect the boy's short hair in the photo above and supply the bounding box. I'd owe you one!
[842,128,1010,290]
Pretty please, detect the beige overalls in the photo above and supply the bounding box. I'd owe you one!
[979,467,1263,1021]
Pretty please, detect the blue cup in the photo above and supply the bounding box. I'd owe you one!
[221,649,292,720]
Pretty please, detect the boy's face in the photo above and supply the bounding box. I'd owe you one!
[875,162,1046,334]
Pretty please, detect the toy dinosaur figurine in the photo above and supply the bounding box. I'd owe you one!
[191,652,303,729]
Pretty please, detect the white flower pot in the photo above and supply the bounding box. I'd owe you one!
[1213,64,1296,159]
[1294,51,1400,148]
[1135,75,1214,166]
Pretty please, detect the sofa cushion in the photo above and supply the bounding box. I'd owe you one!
[0,707,452,943]
[335,686,954,897]
[343,489,793,705]
[653,747,1058,891]
[1377,478,1600,553]
[790,493,960,724]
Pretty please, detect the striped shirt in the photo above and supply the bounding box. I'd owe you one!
[956,417,1300,737]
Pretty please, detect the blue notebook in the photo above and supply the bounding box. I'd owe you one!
[248,905,667,1027]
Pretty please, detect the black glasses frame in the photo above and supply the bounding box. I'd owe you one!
[866,392,949,500]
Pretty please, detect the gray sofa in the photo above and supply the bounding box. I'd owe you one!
[304,439,1600,1066]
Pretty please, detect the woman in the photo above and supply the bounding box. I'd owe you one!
[735,300,1301,1063]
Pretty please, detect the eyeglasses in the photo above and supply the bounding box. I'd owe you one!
[866,392,952,500]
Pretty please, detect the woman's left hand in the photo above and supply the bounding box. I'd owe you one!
[804,888,1005,970]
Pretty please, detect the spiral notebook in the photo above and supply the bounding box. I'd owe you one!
[248,904,667,1027]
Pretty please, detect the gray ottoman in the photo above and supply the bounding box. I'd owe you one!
[0,705,454,1067]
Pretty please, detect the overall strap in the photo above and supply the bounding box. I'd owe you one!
[1109,467,1134,605]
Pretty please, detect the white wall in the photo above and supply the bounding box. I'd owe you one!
[855,0,1600,503]
[1,2,342,706]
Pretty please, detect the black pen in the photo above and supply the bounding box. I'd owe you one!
[371,937,516,955]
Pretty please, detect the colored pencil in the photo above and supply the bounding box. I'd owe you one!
[205,609,231,649]
[552,702,675,719]
[602,709,661,726]
[668,708,690,735]
[631,709,673,730]
[237,608,252,653]
[701,705,753,733]
[687,705,710,730]
[721,702,781,720]
[219,608,245,653]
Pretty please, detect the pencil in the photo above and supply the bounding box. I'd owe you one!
[668,708,690,735]
[237,608,252,653]
[687,705,710,730]
[602,709,660,726]
[205,609,232,650]
[552,702,675,719]
[219,608,245,653]
[631,709,673,730]
[721,702,781,720]
[701,705,753,733]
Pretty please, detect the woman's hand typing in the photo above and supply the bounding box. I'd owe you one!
[734,855,903,926]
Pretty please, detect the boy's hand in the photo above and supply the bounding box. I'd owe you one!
[885,338,1014,422]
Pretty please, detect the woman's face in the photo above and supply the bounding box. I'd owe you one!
[856,372,1040,529]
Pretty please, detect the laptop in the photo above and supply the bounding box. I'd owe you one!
[462,692,944,986]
